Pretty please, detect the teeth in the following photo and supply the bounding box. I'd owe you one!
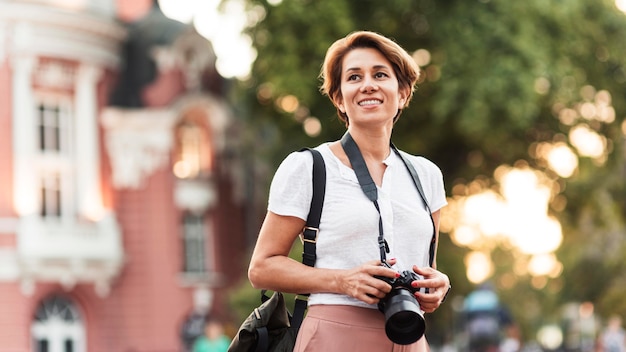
[359,100,381,106]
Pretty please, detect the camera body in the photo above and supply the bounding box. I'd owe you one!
[376,268,423,295]
[375,263,426,345]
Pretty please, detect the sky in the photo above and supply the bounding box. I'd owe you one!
[158,0,256,79]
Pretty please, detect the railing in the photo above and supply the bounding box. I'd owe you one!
[16,212,124,295]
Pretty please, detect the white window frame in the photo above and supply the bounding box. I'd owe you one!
[33,94,75,222]
[31,295,86,352]
[181,213,216,275]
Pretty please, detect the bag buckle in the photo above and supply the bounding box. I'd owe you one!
[295,294,309,301]
[253,307,261,320]
[299,227,318,244]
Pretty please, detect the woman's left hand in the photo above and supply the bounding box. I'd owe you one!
[410,265,451,313]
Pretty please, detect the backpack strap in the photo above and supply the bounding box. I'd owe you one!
[300,148,325,267]
[255,326,269,352]
[291,148,326,329]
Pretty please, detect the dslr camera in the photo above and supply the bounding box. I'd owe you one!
[375,262,426,345]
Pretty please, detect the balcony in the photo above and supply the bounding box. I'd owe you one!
[16,212,124,296]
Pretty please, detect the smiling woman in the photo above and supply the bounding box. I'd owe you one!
[158,0,256,79]
[245,31,450,352]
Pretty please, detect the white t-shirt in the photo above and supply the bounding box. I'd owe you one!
[268,143,447,309]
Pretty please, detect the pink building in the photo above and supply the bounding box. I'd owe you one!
[0,0,251,351]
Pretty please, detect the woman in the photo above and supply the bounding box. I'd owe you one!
[248,30,450,351]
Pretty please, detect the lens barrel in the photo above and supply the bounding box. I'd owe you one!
[382,289,425,345]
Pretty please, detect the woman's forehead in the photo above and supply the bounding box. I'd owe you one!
[342,48,391,71]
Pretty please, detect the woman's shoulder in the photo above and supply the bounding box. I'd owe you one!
[397,150,443,176]
[272,143,332,184]
[279,143,330,168]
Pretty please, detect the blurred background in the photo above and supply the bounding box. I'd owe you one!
[1,0,626,351]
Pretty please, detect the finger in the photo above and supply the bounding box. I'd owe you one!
[361,294,380,305]
[366,287,387,300]
[415,288,446,307]
[412,266,449,285]
[415,290,440,303]
[412,265,435,276]
[414,292,441,313]
[365,259,382,266]
[362,286,386,304]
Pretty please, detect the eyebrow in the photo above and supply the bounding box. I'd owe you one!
[345,64,390,73]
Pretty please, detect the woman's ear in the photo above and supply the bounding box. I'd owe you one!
[336,98,345,113]
[398,89,409,108]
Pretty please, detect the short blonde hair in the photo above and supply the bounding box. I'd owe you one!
[319,31,420,125]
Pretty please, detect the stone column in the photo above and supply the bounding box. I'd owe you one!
[74,64,104,221]
[12,55,37,216]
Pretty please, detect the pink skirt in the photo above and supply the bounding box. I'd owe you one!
[293,305,429,352]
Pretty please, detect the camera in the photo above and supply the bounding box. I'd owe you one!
[375,262,426,345]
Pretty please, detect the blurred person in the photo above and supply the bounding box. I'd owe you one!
[181,311,207,352]
[463,284,513,352]
[192,317,230,352]
[248,30,451,351]
[600,315,626,352]
[500,324,522,352]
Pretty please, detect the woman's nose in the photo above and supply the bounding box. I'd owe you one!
[360,76,378,93]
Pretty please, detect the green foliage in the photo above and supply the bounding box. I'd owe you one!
[225,0,626,344]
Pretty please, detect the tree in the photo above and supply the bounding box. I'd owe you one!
[226,0,626,345]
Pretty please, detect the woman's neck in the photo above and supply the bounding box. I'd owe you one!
[347,127,391,162]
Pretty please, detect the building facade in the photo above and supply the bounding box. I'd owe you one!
[0,0,250,351]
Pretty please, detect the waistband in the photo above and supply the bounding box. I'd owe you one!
[306,305,385,329]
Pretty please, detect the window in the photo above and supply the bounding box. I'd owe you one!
[32,295,85,352]
[40,173,62,218]
[38,104,62,152]
[172,117,212,179]
[182,213,209,274]
[36,340,48,352]
[37,101,69,154]
[174,123,203,179]
[34,96,73,220]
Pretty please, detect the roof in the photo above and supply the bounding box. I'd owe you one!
[109,1,190,107]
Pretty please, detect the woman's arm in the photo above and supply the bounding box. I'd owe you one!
[248,211,402,304]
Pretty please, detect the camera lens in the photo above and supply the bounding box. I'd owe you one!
[382,289,425,345]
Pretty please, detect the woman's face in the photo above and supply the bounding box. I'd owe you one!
[336,47,407,127]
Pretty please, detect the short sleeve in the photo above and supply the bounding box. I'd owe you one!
[267,150,314,221]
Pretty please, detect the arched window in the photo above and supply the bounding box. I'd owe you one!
[172,111,213,179]
[174,122,203,179]
[31,295,85,352]
[172,110,216,278]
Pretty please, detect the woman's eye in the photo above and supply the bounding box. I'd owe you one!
[375,72,389,79]
[347,74,360,81]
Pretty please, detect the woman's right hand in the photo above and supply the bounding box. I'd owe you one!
[338,258,400,305]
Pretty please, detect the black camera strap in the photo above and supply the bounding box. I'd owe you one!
[340,131,437,267]
[341,132,389,263]
[392,145,437,268]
